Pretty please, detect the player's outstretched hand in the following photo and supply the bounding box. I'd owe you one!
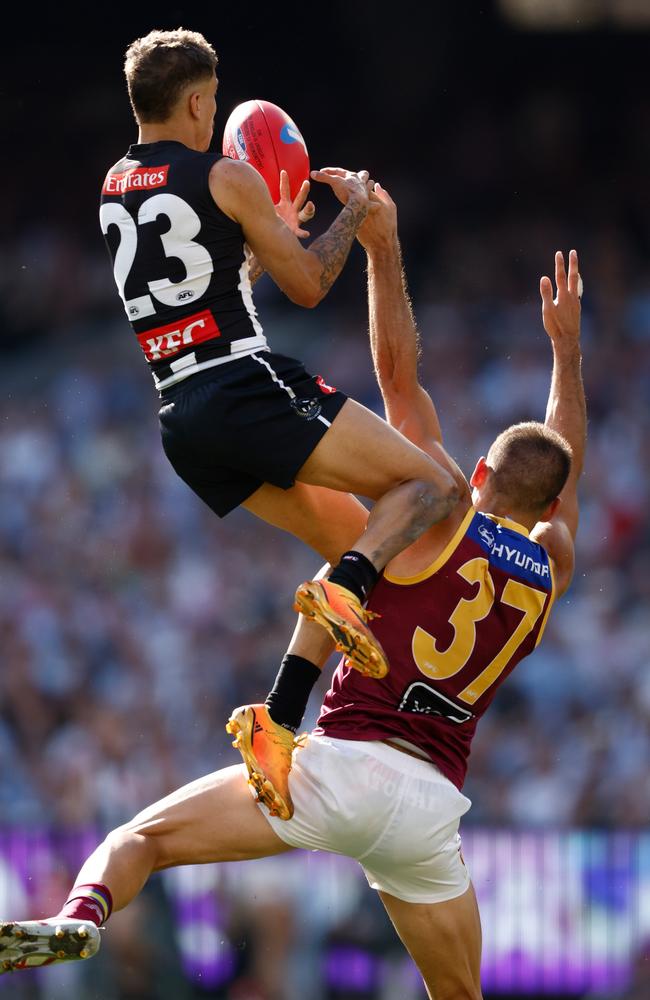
[310,167,371,209]
[540,250,582,348]
[357,183,398,252]
[274,169,316,239]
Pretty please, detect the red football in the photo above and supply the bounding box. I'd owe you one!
[222,99,310,204]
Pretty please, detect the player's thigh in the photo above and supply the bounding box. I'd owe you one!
[123,765,292,869]
[296,399,443,500]
[242,480,369,564]
[380,883,483,1000]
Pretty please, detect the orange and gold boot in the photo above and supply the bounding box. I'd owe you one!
[293,579,389,679]
[226,704,303,820]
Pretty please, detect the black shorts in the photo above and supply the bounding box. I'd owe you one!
[158,351,348,517]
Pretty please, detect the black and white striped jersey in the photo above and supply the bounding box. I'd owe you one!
[100,140,267,389]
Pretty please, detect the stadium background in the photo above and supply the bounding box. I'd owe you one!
[1,1,649,997]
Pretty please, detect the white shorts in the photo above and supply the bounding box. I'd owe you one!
[261,734,472,904]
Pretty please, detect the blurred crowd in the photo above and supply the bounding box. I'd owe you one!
[1,228,648,834]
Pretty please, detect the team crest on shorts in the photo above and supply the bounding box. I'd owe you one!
[291,397,322,420]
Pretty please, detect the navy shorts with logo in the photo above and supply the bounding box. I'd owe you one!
[158,351,347,517]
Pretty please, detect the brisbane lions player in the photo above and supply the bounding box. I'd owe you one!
[1,191,584,1000]
[98,27,459,686]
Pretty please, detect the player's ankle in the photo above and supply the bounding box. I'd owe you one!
[57,883,113,928]
[265,655,321,732]
[328,551,379,603]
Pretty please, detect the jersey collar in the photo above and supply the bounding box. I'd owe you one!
[483,512,530,537]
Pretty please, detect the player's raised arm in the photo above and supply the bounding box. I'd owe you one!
[531,249,586,592]
[210,158,369,307]
[358,184,469,493]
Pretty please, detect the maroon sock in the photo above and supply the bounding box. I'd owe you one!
[57,883,113,927]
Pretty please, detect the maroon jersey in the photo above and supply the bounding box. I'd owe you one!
[317,509,556,789]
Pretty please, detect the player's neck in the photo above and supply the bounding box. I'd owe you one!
[473,484,537,532]
[137,120,200,151]
[482,503,537,532]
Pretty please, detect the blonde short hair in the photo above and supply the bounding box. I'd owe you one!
[487,421,572,513]
[124,28,217,123]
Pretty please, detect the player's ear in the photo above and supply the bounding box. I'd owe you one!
[188,90,202,120]
[470,456,488,488]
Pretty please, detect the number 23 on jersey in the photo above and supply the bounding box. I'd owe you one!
[100,193,212,321]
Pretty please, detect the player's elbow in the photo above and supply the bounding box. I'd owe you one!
[285,280,323,309]
[293,287,322,308]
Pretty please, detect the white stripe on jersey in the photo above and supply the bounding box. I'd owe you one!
[238,250,264,338]
[154,337,268,390]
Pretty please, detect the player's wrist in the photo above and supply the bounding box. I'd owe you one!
[364,236,400,261]
[342,196,369,222]
[551,341,582,363]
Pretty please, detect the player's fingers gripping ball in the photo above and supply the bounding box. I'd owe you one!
[222,99,310,204]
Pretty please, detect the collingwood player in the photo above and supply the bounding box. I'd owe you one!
[99,28,459,687]
[1,192,585,1000]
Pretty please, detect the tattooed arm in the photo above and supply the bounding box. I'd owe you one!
[210,158,369,307]
[308,196,368,296]
[247,200,364,292]
[245,169,316,286]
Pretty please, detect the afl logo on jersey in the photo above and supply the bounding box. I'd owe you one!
[176,289,195,302]
[129,305,140,317]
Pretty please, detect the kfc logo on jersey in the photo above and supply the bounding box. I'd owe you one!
[137,309,221,361]
[102,165,170,195]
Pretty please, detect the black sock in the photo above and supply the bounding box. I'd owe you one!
[265,654,322,733]
[328,550,379,604]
